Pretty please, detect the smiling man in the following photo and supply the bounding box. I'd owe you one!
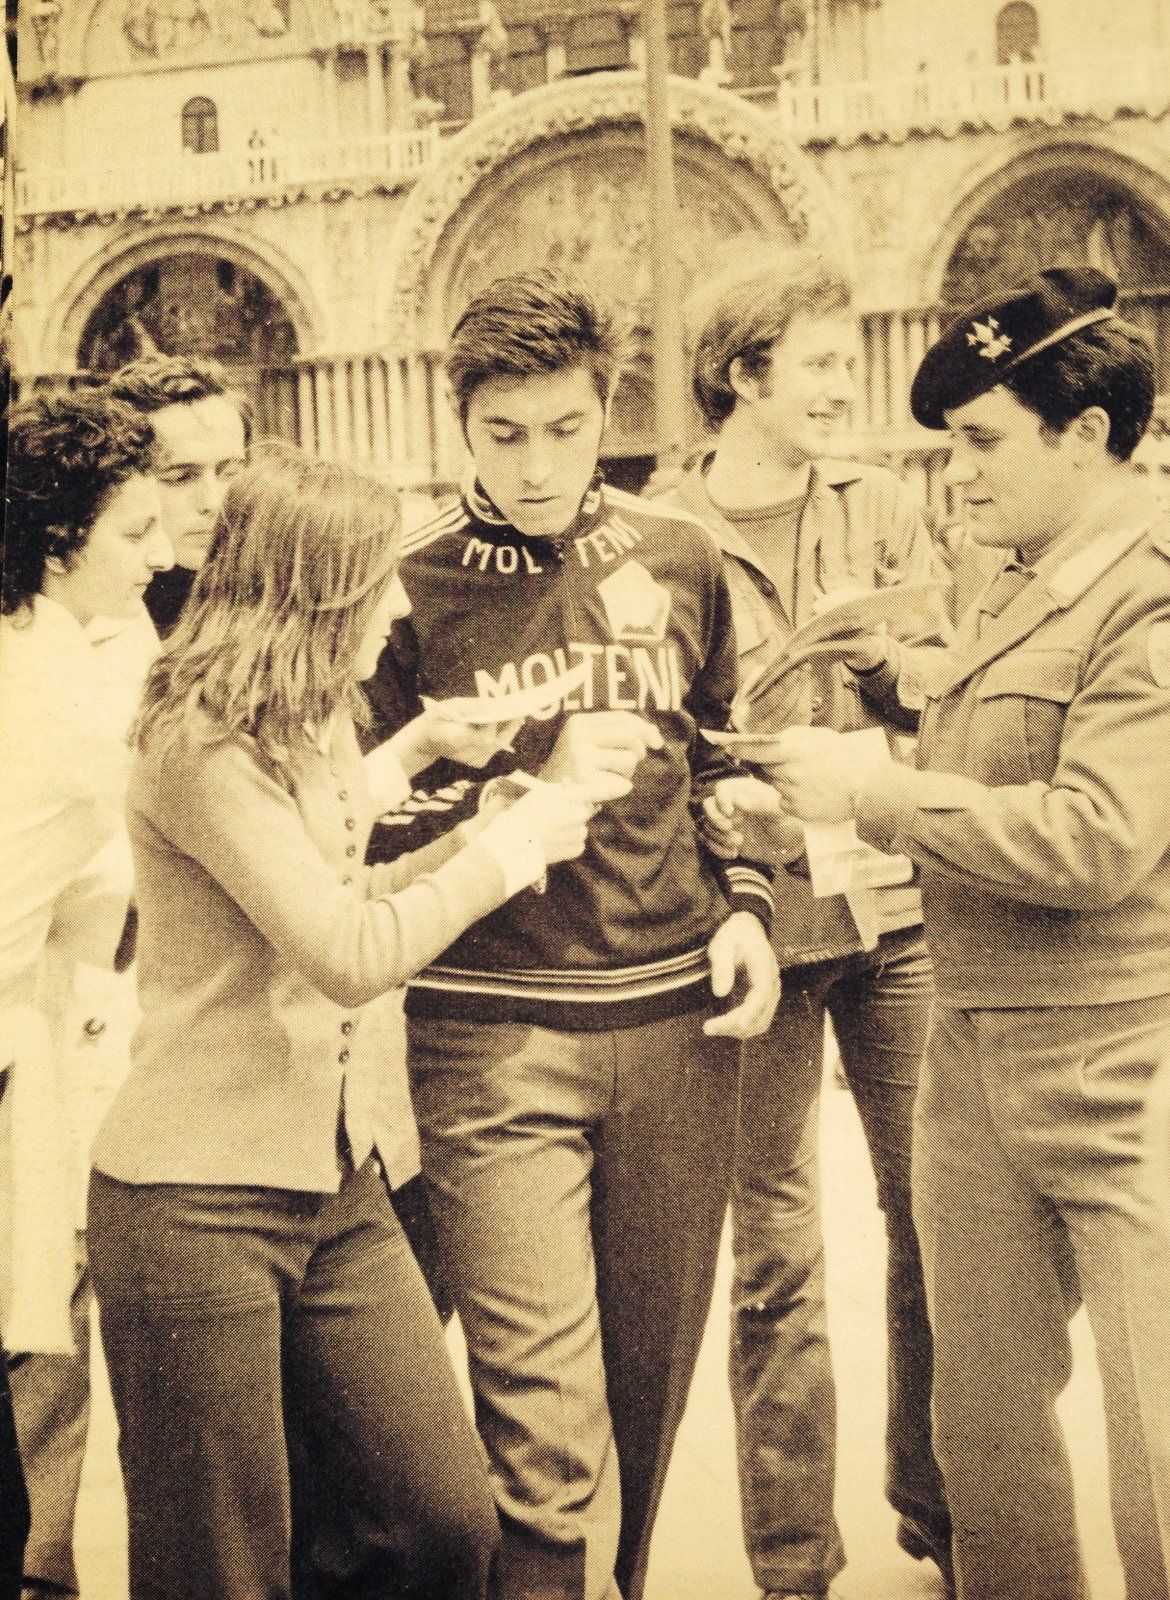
[372,269,780,1600]
[769,267,1170,1600]
[659,252,950,1600]
[107,355,248,637]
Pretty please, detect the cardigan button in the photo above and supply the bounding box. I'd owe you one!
[338,788,349,802]
[758,578,776,598]
[345,817,357,832]
[341,874,353,886]
[341,1020,354,1036]
[346,844,356,858]
[338,1048,351,1065]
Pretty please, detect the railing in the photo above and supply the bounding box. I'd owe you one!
[770,49,1170,146]
[16,125,441,217]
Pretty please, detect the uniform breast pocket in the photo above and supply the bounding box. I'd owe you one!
[974,647,1082,784]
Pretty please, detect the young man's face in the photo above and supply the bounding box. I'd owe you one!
[942,386,1086,560]
[463,365,607,539]
[743,311,859,463]
[149,394,247,569]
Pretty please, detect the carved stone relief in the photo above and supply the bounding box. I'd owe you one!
[109,0,292,61]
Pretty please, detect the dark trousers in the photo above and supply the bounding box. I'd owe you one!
[916,998,1170,1600]
[88,1158,499,1600]
[6,1250,90,1595]
[731,928,947,1594]
[408,1009,739,1600]
[0,1331,29,1600]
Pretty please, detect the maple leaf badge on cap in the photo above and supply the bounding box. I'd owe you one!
[966,316,1013,361]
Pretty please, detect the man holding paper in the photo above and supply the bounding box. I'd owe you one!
[367,269,780,1600]
[770,267,1170,1600]
[659,250,951,1600]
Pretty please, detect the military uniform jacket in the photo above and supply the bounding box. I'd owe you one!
[857,477,1170,1009]
[662,457,939,966]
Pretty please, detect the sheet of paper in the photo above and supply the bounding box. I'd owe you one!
[801,729,899,901]
[742,580,948,706]
[421,662,589,724]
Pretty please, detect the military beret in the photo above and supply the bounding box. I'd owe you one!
[909,266,1118,429]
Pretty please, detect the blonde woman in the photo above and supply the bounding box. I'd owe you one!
[87,447,592,1600]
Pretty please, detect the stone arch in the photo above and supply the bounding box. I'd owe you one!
[380,68,844,353]
[920,141,1170,311]
[48,222,324,375]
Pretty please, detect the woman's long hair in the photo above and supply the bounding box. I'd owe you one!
[133,444,401,767]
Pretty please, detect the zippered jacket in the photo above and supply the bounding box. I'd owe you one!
[661,458,942,966]
[369,480,773,1031]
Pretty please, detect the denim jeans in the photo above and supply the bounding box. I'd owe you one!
[88,1158,498,1600]
[916,997,1170,1600]
[731,927,947,1595]
[408,1009,739,1600]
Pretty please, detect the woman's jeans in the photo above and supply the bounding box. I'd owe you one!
[731,927,948,1595]
[88,1158,498,1600]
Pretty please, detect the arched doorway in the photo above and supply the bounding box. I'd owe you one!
[940,166,1170,395]
[77,252,301,439]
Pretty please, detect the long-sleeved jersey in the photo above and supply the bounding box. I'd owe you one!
[368,480,772,1031]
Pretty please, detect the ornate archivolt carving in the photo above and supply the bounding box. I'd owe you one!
[384,68,840,345]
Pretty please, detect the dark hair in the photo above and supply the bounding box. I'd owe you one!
[106,353,253,447]
[689,250,853,432]
[1002,319,1155,462]
[3,389,155,615]
[445,269,623,424]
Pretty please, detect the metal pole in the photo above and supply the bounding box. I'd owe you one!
[642,0,686,471]
[1,36,16,290]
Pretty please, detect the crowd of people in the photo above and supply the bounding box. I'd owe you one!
[1,250,1169,1600]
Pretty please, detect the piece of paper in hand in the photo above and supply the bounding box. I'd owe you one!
[743,581,947,706]
[801,729,901,905]
[422,662,589,724]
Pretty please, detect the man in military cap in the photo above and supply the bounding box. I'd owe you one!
[760,266,1170,1600]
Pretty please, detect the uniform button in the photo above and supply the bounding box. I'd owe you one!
[346,844,356,858]
[759,579,776,598]
[345,817,356,832]
[341,1020,354,1036]
[338,788,349,802]
[341,873,353,886]
[338,1048,350,1065]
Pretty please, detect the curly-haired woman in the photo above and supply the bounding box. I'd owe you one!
[0,388,173,1594]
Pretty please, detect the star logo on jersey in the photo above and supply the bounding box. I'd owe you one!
[597,560,672,642]
[966,316,1012,362]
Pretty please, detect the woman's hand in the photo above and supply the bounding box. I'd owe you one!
[387,700,524,778]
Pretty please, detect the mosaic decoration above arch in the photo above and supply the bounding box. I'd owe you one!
[78,252,299,373]
[941,167,1170,310]
[441,139,778,339]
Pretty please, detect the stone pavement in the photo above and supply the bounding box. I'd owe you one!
[74,1070,1125,1600]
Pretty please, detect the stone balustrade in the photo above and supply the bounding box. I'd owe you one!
[770,49,1170,146]
[16,125,441,219]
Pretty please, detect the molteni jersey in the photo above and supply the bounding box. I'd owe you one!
[377,480,773,1032]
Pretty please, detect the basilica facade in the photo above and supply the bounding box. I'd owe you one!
[10,0,1170,509]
